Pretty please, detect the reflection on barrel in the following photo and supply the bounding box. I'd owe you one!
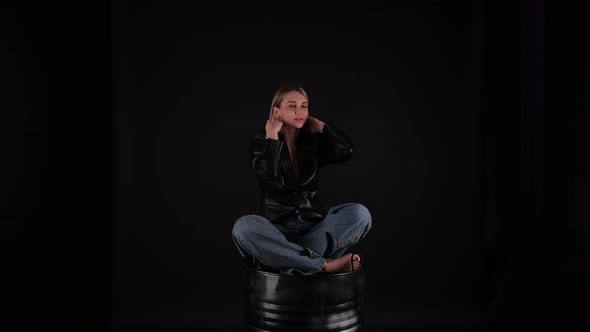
[244,265,365,331]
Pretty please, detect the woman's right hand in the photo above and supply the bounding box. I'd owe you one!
[265,117,283,139]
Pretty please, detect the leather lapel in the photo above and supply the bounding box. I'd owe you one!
[279,142,298,186]
[279,132,317,186]
[297,143,317,186]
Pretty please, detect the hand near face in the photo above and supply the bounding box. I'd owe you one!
[265,115,283,139]
[304,115,325,133]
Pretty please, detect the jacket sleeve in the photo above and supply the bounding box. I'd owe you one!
[317,121,356,167]
[249,130,288,193]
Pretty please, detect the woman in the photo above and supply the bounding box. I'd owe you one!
[232,85,372,275]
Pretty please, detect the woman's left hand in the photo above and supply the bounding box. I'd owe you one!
[305,116,325,133]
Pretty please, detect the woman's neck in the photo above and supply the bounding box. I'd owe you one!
[280,126,299,147]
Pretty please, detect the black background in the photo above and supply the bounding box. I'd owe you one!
[3,0,589,331]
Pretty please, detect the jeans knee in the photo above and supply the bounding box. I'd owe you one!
[351,203,372,230]
[232,215,257,238]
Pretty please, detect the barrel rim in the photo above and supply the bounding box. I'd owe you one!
[242,264,364,279]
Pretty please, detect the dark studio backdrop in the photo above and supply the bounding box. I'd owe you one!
[112,1,490,329]
[2,0,589,331]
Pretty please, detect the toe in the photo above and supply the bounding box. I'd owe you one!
[352,254,362,270]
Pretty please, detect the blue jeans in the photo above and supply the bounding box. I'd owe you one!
[232,203,372,275]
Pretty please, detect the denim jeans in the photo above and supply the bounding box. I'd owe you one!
[232,203,372,275]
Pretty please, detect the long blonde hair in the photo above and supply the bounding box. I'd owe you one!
[268,86,309,120]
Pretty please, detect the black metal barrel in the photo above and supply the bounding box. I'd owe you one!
[243,264,365,332]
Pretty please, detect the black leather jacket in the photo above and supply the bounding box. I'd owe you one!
[249,121,355,223]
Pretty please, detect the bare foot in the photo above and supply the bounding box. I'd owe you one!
[320,253,362,273]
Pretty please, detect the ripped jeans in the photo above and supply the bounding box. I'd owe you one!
[231,203,372,275]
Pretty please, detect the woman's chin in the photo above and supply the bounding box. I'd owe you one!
[284,122,305,129]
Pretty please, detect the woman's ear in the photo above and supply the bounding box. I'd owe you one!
[272,107,280,118]
[268,107,279,120]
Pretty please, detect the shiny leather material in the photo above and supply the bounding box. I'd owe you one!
[249,121,355,222]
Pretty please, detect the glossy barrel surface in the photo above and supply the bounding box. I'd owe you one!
[244,266,365,331]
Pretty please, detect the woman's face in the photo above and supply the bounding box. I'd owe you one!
[273,91,309,129]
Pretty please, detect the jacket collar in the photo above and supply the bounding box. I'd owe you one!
[278,131,317,186]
